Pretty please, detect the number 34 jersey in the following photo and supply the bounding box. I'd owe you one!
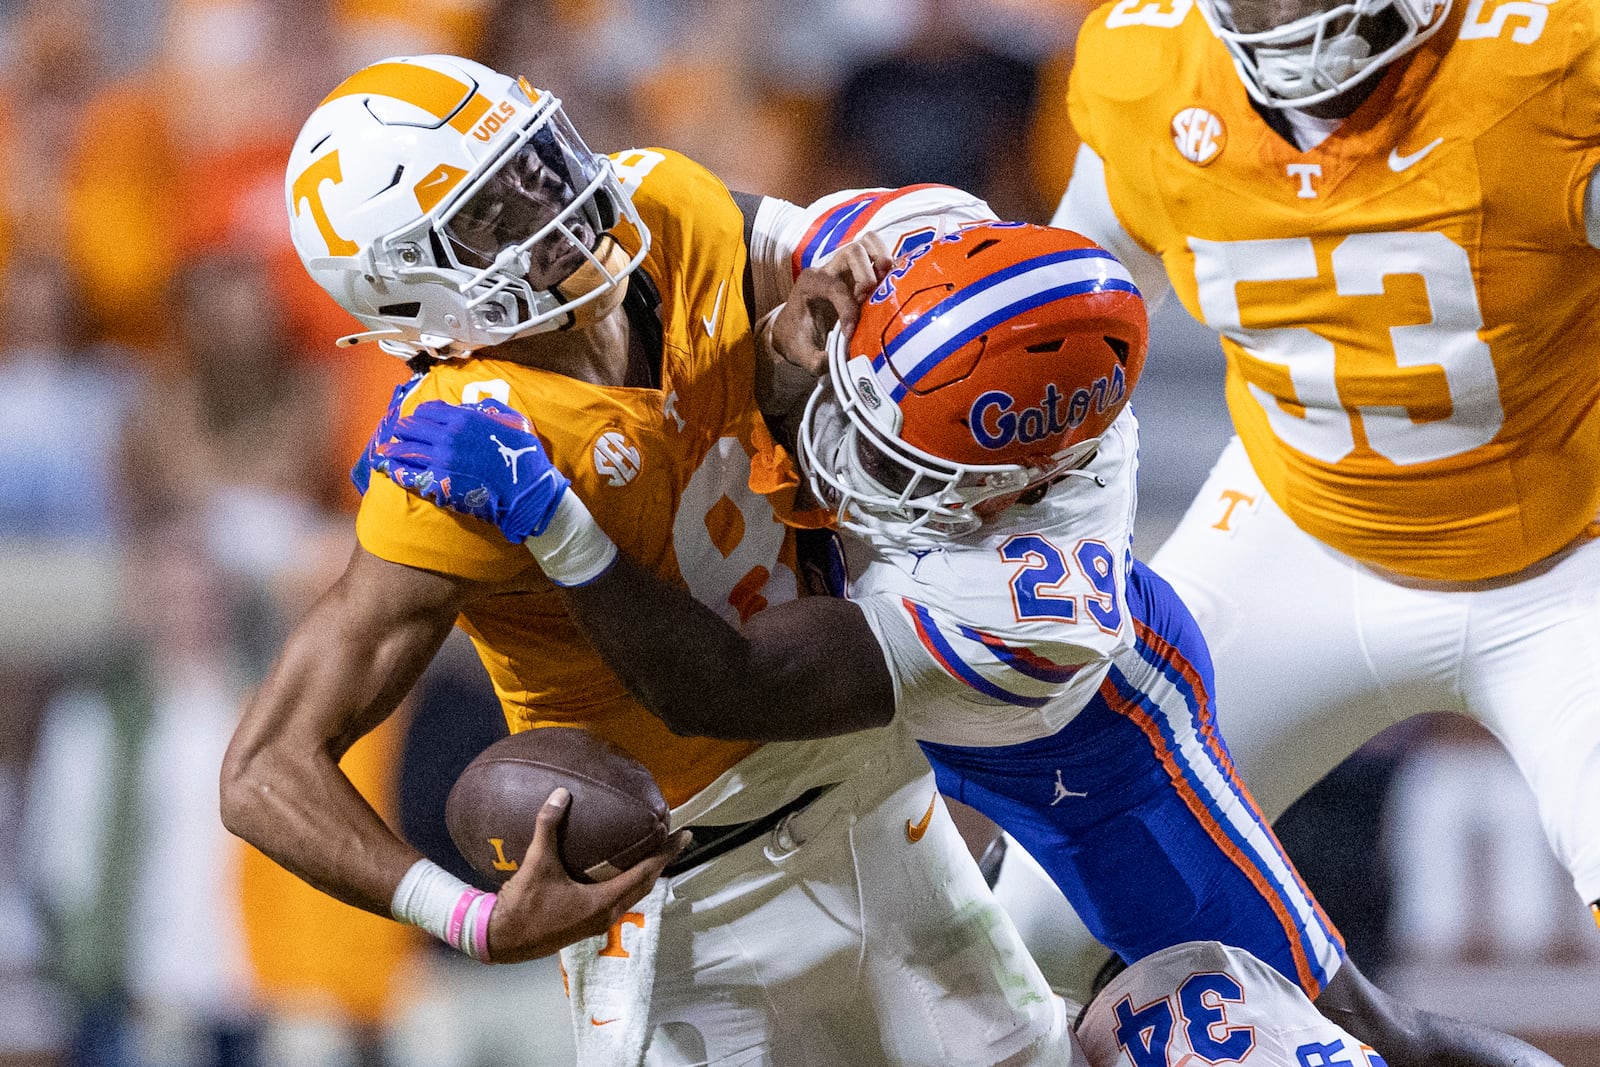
[1069,0,1600,581]
[1078,941,1388,1067]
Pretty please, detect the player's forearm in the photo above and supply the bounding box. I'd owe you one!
[560,554,893,741]
[222,729,417,916]
[220,561,456,917]
[220,647,421,917]
[559,553,776,736]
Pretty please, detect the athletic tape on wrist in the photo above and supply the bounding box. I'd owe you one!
[392,858,496,962]
[528,491,618,586]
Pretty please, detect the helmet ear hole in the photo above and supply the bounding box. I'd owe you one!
[379,302,422,319]
[1104,336,1131,365]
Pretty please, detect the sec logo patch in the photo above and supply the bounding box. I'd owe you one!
[1172,107,1226,166]
[593,431,642,486]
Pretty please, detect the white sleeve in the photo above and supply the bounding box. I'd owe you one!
[1586,162,1600,249]
[748,185,999,318]
[853,590,1105,749]
[1051,143,1172,310]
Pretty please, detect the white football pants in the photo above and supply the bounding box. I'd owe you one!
[577,737,1078,1066]
[1150,437,1600,907]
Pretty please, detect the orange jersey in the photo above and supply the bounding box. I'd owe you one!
[357,149,802,805]
[1070,0,1600,580]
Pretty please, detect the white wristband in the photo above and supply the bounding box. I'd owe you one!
[528,490,618,587]
[392,858,496,962]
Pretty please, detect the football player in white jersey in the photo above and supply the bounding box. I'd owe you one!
[372,219,1556,1065]
[1049,0,1600,960]
[1077,941,1391,1067]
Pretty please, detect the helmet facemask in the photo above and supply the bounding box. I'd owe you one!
[357,98,645,354]
[1199,0,1449,108]
[798,327,1079,549]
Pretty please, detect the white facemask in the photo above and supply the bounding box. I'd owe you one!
[1254,33,1374,100]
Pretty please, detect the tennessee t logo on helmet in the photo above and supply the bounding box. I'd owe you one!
[284,54,651,361]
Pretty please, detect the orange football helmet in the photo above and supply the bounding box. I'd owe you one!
[798,222,1147,545]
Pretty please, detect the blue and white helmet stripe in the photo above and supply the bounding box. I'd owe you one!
[871,248,1137,403]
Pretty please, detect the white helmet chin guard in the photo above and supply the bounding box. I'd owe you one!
[285,54,650,360]
[797,328,1098,550]
[1198,0,1451,108]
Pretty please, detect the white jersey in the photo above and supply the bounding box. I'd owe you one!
[847,407,1140,748]
[1078,941,1388,1067]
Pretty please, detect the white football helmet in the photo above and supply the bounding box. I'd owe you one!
[1197,0,1451,108]
[285,54,650,359]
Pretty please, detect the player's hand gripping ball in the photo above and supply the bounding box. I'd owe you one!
[446,727,672,886]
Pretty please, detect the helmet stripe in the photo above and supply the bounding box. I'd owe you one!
[320,61,494,134]
[875,249,1137,401]
[796,194,876,274]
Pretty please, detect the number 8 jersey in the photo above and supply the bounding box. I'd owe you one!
[357,149,799,808]
[1067,0,1600,581]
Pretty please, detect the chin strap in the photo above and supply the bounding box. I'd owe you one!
[337,329,470,362]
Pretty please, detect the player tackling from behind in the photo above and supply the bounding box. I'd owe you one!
[222,53,1077,1066]
[375,221,1559,1065]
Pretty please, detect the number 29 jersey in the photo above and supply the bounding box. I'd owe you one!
[1069,0,1600,581]
[846,409,1141,748]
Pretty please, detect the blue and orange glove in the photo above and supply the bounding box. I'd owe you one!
[378,399,570,542]
[379,399,618,585]
[351,374,424,494]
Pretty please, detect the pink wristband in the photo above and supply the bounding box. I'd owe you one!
[392,858,497,962]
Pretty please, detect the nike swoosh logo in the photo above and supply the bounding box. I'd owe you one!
[702,280,727,338]
[906,795,937,843]
[1388,138,1443,173]
[590,1016,619,1027]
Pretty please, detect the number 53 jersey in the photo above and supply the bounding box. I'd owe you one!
[1068,0,1600,581]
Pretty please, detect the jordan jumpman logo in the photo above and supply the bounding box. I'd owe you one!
[1051,769,1087,805]
[491,434,542,485]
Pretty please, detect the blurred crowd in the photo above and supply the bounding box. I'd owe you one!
[0,1,1086,1065]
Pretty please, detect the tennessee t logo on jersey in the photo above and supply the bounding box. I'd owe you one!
[1287,163,1322,199]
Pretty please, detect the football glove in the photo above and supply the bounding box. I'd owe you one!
[378,399,571,543]
[350,373,423,494]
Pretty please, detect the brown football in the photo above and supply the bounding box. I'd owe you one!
[445,727,671,886]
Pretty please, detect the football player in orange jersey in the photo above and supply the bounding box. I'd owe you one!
[220,54,1077,1066]
[1042,0,1598,1036]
